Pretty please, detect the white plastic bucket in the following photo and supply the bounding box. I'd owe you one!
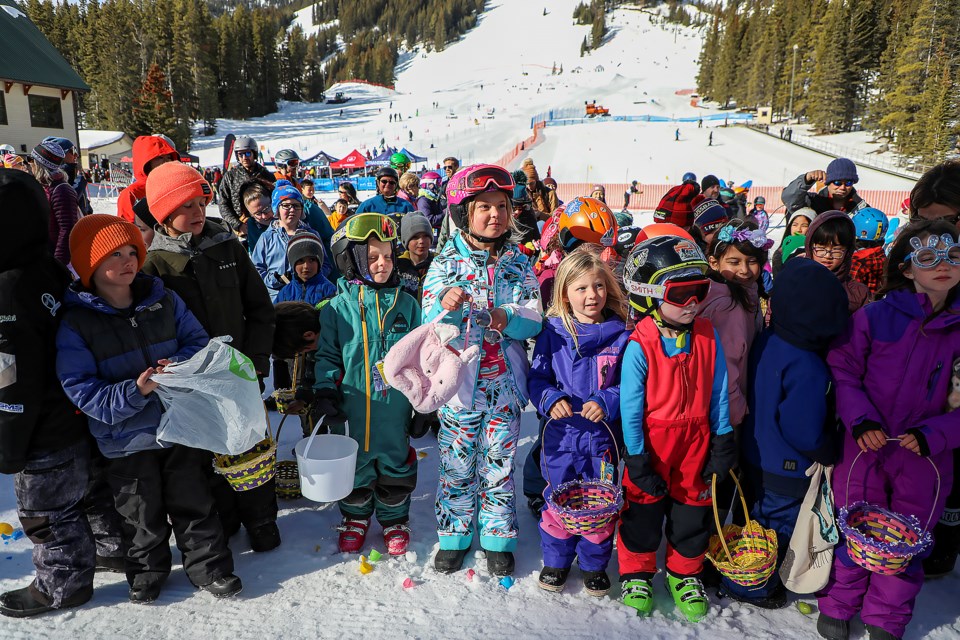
[295,421,358,503]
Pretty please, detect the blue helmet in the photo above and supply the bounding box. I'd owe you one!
[682,172,697,184]
[852,207,888,242]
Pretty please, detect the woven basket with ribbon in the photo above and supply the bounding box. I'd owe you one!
[544,419,623,537]
[212,404,277,492]
[706,471,779,588]
[839,444,938,576]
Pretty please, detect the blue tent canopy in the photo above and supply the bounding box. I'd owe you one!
[399,147,427,163]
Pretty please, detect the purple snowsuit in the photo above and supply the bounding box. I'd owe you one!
[821,289,960,637]
[528,316,630,572]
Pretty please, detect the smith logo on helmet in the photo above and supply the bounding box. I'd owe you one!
[626,282,665,298]
[673,240,700,261]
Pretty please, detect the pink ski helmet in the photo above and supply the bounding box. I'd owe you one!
[445,164,515,233]
[420,170,442,196]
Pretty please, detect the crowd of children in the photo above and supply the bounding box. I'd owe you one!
[2,147,960,640]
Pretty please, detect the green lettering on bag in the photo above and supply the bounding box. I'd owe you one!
[229,349,257,381]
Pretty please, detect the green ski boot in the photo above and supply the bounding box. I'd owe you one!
[666,574,709,623]
[621,579,654,617]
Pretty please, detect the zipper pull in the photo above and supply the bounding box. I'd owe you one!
[129,317,138,328]
[929,361,944,390]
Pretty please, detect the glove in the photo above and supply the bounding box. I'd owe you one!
[408,412,434,439]
[624,454,667,498]
[311,389,347,424]
[701,431,737,485]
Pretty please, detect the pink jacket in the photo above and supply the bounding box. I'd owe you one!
[698,279,762,426]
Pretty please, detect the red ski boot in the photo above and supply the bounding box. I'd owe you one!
[337,519,369,554]
[383,524,411,556]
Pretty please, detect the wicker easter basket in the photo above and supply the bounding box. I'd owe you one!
[706,471,779,588]
[838,447,938,576]
[212,405,277,492]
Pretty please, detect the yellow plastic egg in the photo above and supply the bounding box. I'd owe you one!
[0,523,13,536]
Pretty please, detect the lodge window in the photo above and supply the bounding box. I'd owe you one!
[0,92,6,126]
[28,95,63,129]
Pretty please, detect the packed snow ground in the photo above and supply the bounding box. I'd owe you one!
[10,1,953,638]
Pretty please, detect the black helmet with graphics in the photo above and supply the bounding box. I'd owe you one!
[622,235,709,315]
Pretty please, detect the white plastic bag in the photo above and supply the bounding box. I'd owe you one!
[154,337,266,455]
[779,462,839,594]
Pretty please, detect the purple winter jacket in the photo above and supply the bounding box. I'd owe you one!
[416,195,444,230]
[528,315,631,422]
[828,289,960,510]
[45,175,80,265]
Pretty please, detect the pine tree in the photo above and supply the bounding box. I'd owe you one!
[808,0,853,132]
[133,63,179,137]
[697,12,721,99]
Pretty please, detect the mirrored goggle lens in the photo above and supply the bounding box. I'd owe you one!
[663,280,710,306]
[464,167,513,191]
[340,213,397,243]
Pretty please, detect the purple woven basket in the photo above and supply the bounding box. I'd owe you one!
[839,501,933,576]
[547,479,623,536]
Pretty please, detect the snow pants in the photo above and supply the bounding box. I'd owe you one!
[107,445,234,590]
[818,441,949,638]
[436,377,522,552]
[617,421,712,580]
[208,460,278,537]
[83,440,125,562]
[14,439,95,608]
[539,418,619,572]
[522,416,547,503]
[339,445,417,527]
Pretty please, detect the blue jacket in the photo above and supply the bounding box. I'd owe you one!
[246,219,270,256]
[528,315,630,421]
[275,271,337,306]
[55,274,209,458]
[356,194,415,218]
[251,222,329,301]
[742,258,849,497]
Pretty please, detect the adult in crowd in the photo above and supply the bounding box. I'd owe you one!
[43,138,92,216]
[701,175,721,200]
[355,167,414,221]
[781,158,870,215]
[520,158,559,221]
[0,170,96,617]
[337,182,361,215]
[30,141,79,265]
[116,135,180,224]
[908,159,960,227]
[218,136,275,236]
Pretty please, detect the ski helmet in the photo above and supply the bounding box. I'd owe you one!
[376,166,399,181]
[390,152,410,172]
[682,172,697,184]
[612,222,695,258]
[753,195,766,206]
[622,235,708,315]
[330,213,399,289]
[557,196,617,251]
[852,207,889,242]
[446,164,515,242]
[420,170,442,196]
[0,144,15,155]
[235,136,257,153]
[274,149,300,168]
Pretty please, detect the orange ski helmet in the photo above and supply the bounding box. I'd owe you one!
[557,196,617,251]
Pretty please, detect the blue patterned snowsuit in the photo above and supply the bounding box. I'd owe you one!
[422,230,542,552]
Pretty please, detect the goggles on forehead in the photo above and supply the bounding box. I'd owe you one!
[332,213,398,245]
[626,276,711,307]
[903,234,960,269]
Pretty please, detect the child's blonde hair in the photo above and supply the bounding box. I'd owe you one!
[548,245,627,350]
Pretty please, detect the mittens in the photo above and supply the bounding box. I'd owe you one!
[625,454,667,498]
[701,431,737,484]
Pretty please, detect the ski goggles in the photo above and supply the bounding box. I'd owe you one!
[332,213,397,245]
[461,166,514,194]
[903,234,960,269]
[829,180,855,187]
[626,276,710,307]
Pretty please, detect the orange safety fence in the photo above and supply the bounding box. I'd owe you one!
[495,122,545,169]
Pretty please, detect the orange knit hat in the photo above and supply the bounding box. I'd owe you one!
[69,214,146,287]
[145,161,213,224]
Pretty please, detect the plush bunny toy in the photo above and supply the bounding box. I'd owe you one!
[949,358,960,411]
[383,323,479,413]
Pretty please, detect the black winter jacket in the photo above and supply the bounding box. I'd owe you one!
[0,169,87,473]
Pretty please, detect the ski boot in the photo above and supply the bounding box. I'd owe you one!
[621,578,654,616]
[383,523,410,556]
[337,518,369,554]
[666,574,709,623]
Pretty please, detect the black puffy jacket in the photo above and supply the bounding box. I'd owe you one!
[217,163,275,231]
